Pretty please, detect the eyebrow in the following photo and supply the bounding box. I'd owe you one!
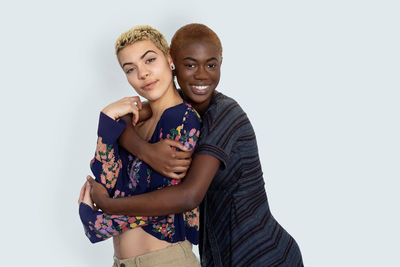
[141,50,157,59]
[183,57,219,62]
[122,50,158,68]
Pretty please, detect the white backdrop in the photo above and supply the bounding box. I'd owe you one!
[1,0,399,266]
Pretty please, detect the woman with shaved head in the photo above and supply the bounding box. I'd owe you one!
[86,23,303,266]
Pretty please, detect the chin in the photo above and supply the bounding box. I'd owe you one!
[141,89,167,102]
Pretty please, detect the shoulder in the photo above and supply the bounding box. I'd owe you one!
[160,102,201,130]
[204,92,247,126]
[183,102,202,123]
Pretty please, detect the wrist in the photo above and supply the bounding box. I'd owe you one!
[102,108,117,120]
[136,141,151,162]
[99,197,113,214]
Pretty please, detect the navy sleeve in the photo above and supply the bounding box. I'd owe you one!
[90,112,126,196]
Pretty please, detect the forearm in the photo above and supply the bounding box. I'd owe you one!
[101,183,195,216]
[99,154,220,217]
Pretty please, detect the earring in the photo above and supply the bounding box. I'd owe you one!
[170,64,175,70]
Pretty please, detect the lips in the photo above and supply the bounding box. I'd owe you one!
[142,80,158,90]
[190,84,211,95]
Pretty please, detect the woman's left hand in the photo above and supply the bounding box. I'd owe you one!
[78,180,97,210]
[102,96,142,125]
[86,175,110,212]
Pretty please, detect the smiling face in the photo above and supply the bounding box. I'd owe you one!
[173,40,222,113]
[117,40,174,102]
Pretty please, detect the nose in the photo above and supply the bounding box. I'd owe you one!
[194,66,208,80]
[137,66,150,80]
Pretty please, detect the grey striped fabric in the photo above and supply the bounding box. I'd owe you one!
[195,92,303,267]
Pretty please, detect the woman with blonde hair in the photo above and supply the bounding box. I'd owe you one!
[79,25,201,266]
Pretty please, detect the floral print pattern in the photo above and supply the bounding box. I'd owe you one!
[184,208,200,230]
[127,155,142,191]
[94,137,121,189]
[80,103,201,244]
[151,215,176,240]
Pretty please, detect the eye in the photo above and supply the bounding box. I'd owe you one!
[145,57,156,64]
[207,63,217,68]
[125,67,136,74]
[185,63,196,68]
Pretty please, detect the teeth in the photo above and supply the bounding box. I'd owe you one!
[192,85,209,90]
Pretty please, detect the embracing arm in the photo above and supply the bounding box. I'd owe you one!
[89,153,220,216]
[119,117,193,179]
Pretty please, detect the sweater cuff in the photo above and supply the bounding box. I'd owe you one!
[97,112,127,143]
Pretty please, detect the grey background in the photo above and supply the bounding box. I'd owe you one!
[0,0,399,266]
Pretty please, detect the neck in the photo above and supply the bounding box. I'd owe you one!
[192,99,211,116]
[149,83,182,119]
[184,91,215,116]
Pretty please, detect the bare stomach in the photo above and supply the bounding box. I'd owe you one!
[113,227,171,259]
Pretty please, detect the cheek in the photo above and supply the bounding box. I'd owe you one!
[211,70,221,82]
[179,70,194,81]
[127,76,135,86]
[126,76,140,90]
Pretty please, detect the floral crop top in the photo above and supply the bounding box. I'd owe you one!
[79,102,201,244]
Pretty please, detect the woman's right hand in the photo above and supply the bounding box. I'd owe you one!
[146,139,194,179]
[102,96,142,125]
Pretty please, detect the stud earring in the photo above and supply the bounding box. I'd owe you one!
[170,64,175,70]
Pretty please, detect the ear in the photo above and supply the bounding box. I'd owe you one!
[167,52,176,76]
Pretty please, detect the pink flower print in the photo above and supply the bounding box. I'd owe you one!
[94,220,101,230]
[184,208,199,229]
[196,131,200,137]
[99,152,107,161]
[100,173,106,185]
[187,215,199,228]
[171,179,180,186]
[119,221,128,231]
[95,137,108,155]
[106,169,115,181]
[175,135,180,141]
[189,138,194,146]
[189,128,196,137]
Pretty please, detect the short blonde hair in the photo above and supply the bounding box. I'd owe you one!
[115,25,169,55]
